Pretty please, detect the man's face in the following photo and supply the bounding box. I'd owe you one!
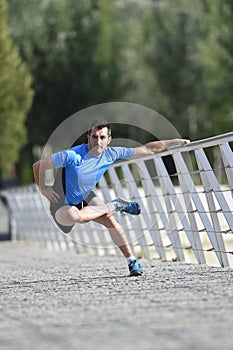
[87,127,111,156]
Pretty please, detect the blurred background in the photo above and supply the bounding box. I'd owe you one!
[0,0,232,188]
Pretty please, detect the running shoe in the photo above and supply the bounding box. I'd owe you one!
[112,198,141,215]
[128,259,144,277]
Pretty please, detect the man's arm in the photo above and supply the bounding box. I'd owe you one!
[32,158,60,203]
[132,139,190,158]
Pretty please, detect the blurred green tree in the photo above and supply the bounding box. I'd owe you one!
[138,0,232,139]
[6,0,233,185]
[141,0,207,139]
[8,0,127,146]
[197,0,233,137]
[0,0,33,184]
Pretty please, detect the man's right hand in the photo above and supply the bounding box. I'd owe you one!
[41,186,60,203]
[33,158,59,203]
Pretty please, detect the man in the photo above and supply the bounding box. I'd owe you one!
[33,119,190,276]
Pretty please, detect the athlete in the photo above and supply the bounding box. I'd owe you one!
[33,119,190,276]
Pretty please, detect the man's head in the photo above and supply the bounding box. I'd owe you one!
[87,119,112,156]
[87,119,111,137]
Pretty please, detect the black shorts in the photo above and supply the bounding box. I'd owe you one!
[50,191,97,234]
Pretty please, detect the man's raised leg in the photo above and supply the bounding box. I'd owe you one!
[55,203,112,226]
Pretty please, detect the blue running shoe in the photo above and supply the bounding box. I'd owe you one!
[128,259,144,277]
[112,198,141,215]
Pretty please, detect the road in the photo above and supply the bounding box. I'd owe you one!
[0,242,233,350]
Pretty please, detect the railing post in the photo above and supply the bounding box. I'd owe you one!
[173,152,206,264]
[195,148,230,267]
[153,157,185,261]
[136,160,167,260]
[220,143,233,196]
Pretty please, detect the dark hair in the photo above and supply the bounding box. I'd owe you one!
[87,119,111,136]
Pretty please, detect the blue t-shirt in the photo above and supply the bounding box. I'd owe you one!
[51,143,133,205]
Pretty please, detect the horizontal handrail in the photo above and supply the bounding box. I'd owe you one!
[110,132,233,167]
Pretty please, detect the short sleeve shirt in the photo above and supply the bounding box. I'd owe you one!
[51,144,133,205]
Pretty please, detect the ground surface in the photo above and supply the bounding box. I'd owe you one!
[0,242,232,350]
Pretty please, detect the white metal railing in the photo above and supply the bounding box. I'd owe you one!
[1,132,233,267]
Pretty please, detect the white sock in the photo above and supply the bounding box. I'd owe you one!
[127,256,137,263]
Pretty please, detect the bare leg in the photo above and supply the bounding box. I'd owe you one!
[93,214,133,258]
[85,197,132,257]
[55,196,133,259]
[55,203,111,226]
[86,196,132,257]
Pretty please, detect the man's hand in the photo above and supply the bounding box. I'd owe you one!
[41,186,60,203]
[132,138,191,158]
[171,139,190,146]
[32,158,59,203]
[179,139,190,145]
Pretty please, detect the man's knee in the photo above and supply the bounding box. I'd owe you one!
[55,206,86,225]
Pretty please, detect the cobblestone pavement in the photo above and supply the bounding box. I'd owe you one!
[0,242,233,350]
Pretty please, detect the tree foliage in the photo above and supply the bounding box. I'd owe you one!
[8,0,128,145]
[0,0,33,174]
[197,0,233,136]
[137,0,233,139]
[4,0,233,184]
